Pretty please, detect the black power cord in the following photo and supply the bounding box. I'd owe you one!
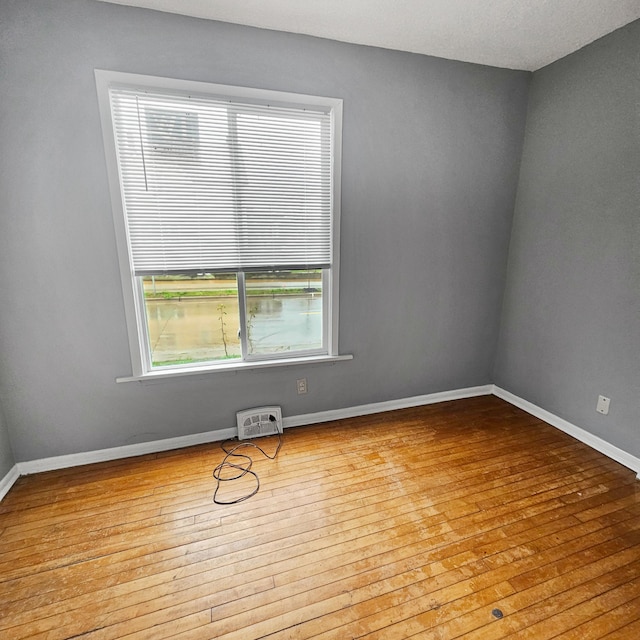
[212,415,282,505]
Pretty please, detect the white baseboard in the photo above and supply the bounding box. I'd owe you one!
[18,427,237,476]
[284,385,494,428]
[9,382,637,492]
[0,464,20,501]
[493,385,640,477]
[15,385,493,477]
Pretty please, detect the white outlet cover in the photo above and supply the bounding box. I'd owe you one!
[596,395,610,415]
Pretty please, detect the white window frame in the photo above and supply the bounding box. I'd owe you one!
[95,70,349,381]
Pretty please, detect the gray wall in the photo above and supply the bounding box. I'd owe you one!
[494,21,640,457]
[0,398,15,479]
[0,0,529,461]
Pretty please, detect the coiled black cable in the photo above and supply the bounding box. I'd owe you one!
[212,420,282,505]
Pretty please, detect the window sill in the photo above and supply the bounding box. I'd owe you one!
[116,354,353,383]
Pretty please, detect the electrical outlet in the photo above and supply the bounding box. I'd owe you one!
[296,378,308,395]
[596,395,610,415]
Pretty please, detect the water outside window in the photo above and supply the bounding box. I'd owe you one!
[142,270,323,367]
[143,273,240,366]
[245,271,323,356]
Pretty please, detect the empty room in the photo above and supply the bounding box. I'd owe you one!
[1,1,639,638]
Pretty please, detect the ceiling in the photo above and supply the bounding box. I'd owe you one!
[99,0,640,71]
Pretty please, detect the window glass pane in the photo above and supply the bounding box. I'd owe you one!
[245,270,323,356]
[142,274,241,367]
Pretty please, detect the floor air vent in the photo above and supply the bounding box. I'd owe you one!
[236,406,283,440]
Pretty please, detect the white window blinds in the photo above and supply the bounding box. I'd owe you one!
[109,86,333,275]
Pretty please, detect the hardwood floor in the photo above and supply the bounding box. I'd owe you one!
[1,396,639,639]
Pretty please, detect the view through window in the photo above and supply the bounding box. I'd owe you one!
[143,270,323,367]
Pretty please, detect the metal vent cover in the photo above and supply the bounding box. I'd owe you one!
[236,406,283,440]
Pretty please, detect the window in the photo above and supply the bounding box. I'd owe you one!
[96,71,343,378]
